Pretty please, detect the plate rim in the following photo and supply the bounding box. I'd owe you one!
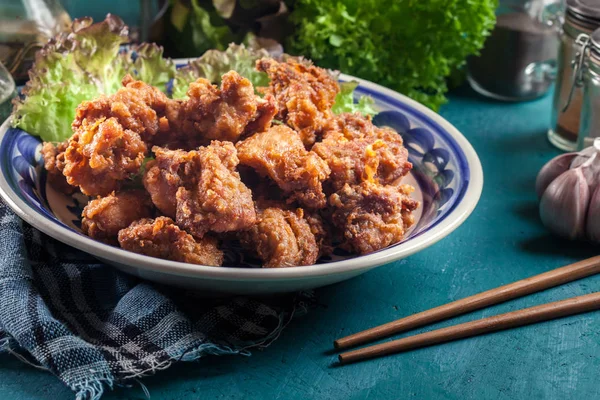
[0,72,483,282]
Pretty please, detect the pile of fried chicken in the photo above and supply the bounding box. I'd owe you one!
[41,58,419,268]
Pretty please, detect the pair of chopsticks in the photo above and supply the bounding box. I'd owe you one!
[334,255,600,364]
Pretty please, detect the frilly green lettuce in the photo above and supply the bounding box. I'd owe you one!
[12,15,176,143]
[172,43,270,99]
[128,43,176,93]
[332,81,377,117]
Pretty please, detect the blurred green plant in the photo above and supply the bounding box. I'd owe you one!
[164,0,288,57]
[286,0,497,110]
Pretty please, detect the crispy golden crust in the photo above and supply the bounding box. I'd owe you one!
[329,182,418,254]
[236,125,330,208]
[72,75,172,143]
[313,113,411,192]
[256,58,339,147]
[240,205,320,267]
[81,190,154,244]
[41,141,76,195]
[174,71,277,145]
[304,211,333,258]
[63,117,147,196]
[321,112,376,140]
[176,141,256,237]
[143,146,196,217]
[118,217,223,266]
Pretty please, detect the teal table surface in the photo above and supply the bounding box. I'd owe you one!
[2,86,600,400]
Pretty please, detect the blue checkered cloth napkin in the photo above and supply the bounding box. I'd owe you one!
[0,199,312,399]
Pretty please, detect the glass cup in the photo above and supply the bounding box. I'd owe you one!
[467,0,564,101]
[0,61,16,123]
[0,0,72,84]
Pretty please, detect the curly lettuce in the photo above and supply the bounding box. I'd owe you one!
[332,81,377,117]
[172,43,270,99]
[128,43,176,93]
[12,15,176,143]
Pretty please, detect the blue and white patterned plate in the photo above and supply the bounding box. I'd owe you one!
[0,71,483,294]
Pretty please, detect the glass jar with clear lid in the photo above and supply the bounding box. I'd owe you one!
[549,0,600,151]
[577,28,600,150]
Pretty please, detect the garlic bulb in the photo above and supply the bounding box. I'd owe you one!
[536,138,600,241]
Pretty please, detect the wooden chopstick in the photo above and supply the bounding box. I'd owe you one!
[338,291,600,364]
[334,255,600,349]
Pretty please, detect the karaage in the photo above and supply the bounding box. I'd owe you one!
[118,217,223,266]
[239,205,320,267]
[329,181,418,254]
[143,146,196,217]
[40,141,75,194]
[81,190,154,244]
[62,117,147,196]
[72,75,172,143]
[175,71,277,144]
[256,58,339,147]
[176,141,256,237]
[313,113,411,192]
[42,57,419,268]
[236,125,330,208]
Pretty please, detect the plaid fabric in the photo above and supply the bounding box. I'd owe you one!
[0,199,311,399]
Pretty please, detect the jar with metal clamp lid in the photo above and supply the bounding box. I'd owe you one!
[577,28,600,150]
[548,0,600,151]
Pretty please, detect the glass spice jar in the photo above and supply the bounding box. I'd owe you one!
[549,0,600,151]
[467,0,561,102]
[578,28,600,150]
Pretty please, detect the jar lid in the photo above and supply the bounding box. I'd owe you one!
[567,0,600,29]
[590,27,600,61]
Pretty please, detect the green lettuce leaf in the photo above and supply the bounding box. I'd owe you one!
[11,15,176,143]
[172,43,270,99]
[332,81,377,117]
[126,43,176,93]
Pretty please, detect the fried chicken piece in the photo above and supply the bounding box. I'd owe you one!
[63,117,147,196]
[329,182,419,255]
[72,75,172,143]
[313,113,412,192]
[321,112,376,140]
[118,217,223,266]
[176,71,277,145]
[143,146,195,217]
[304,212,333,258]
[143,143,256,236]
[240,205,320,267]
[81,190,154,244]
[236,125,330,208]
[256,58,340,146]
[176,141,256,237]
[40,141,76,195]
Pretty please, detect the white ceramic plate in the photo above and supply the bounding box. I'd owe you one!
[0,73,483,294]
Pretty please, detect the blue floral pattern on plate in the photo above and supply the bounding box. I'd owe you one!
[1,80,468,267]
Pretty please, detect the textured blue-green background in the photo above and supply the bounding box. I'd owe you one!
[3,2,600,399]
